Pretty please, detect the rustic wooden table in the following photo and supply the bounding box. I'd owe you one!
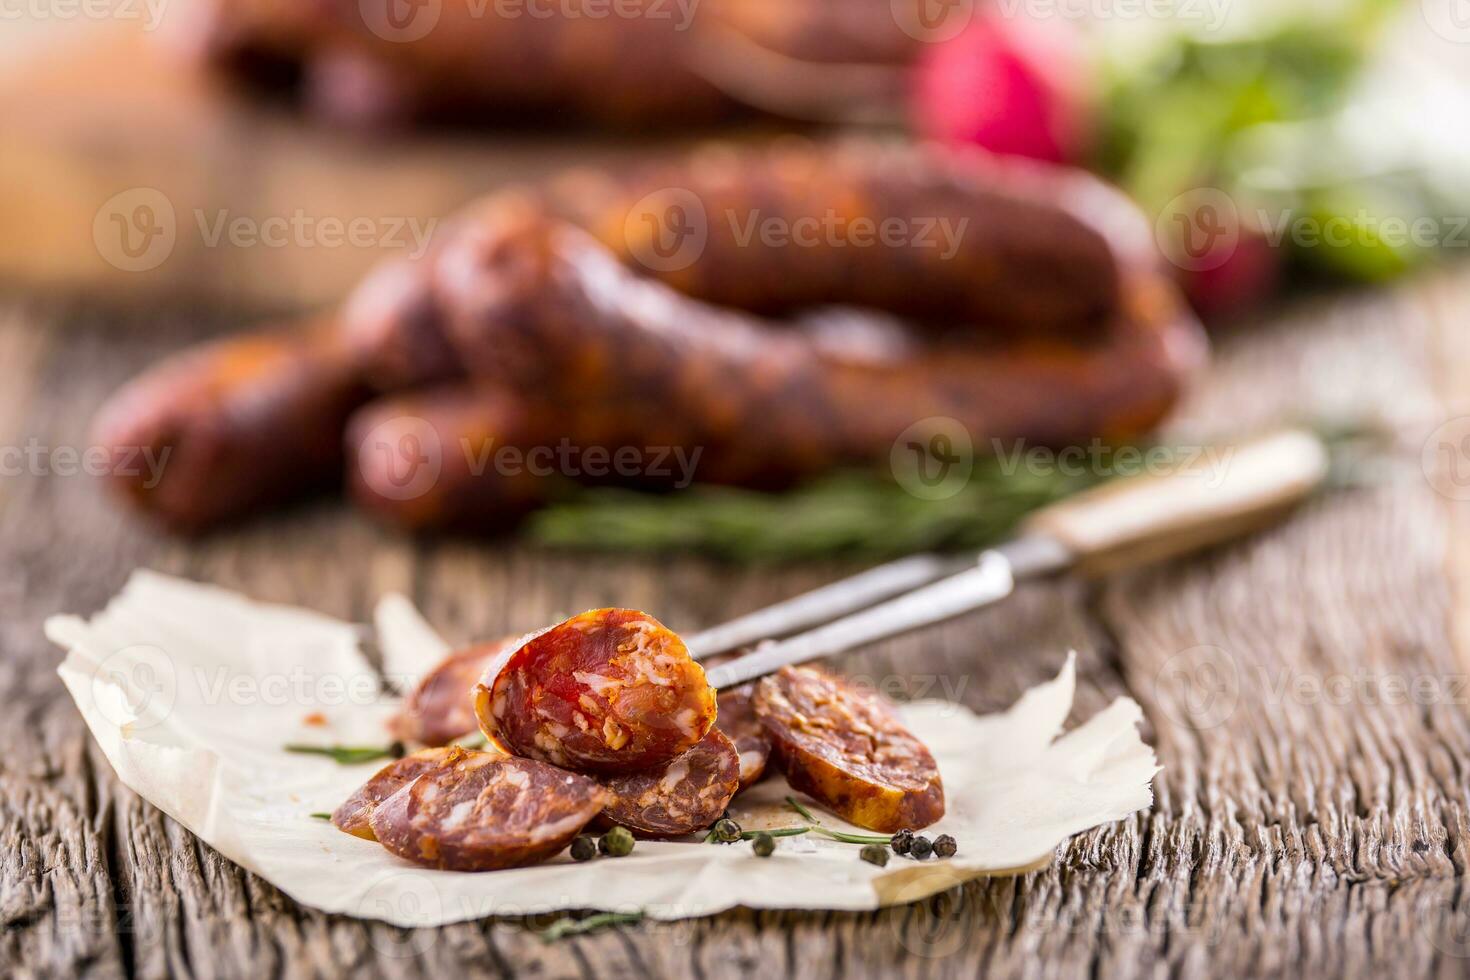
[4,270,1470,978]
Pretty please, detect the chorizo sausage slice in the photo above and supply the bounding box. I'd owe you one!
[601,729,741,837]
[368,751,606,871]
[330,746,465,841]
[753,666,944,833]
[390,639,515,747]
[474,608,716,775]
[716,685,772,792]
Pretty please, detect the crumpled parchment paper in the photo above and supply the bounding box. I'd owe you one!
[46,570,1159,926]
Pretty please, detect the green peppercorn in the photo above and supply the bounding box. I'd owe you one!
[601,826,635,858]
[890,828,914,855]
[932,834,957,859]
[860,844,890,867]
[751,833,776,858]
[909,835,933,860]
[570,835,598,862]
[713,817,743,843]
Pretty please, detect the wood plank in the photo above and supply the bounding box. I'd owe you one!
[2,273,1470,976]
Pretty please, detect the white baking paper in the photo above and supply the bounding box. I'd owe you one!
[46,570,1158,926]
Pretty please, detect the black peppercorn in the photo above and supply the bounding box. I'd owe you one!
[890,829,914,855]
[570,835,598,862]
[932,834,957,859]
[751,833,776,858]
[909,835,933,860]
[860,844,890,867]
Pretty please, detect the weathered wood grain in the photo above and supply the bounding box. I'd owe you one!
[2,274,1469,978]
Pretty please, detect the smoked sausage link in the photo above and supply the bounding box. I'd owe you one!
[331,746,467,841]
[91,325,368,531]
[368,751,606,871]
[754,666,944,833]
[554,141,1131,337]
[474,609,716,775]
[601,728,742,836]
[427,201,1196,480]
[171,1,929,128]
[391,640,515,747]
[173,0,734,128]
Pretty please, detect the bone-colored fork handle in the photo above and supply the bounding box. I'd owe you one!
[1021,429,1330,577]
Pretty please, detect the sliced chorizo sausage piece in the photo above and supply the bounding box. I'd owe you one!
[390,640,515,747]
[368,751,606,871]
[601,728,741,837]
[473,608,716,775]
[330,746,466,841]
[716,685,773,792]
[753,665,944,833]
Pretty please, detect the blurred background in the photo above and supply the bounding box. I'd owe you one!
[4,0,1470,557]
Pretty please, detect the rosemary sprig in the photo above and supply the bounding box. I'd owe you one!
[284,742,405,765]
[780,796,891,843]
[741,827,811,840]
[538,911,644,942]
[814,828,893,846]
[786,796,818,823]
[309,812,332,821]
[527,459,1104,563]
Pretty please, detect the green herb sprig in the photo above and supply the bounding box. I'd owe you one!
[284,742,405,766]
[538,911,644,942]
[529,460,1104,563]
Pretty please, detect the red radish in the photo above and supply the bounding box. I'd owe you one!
[1179,230,1282,321]
[912,10,1094,165]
